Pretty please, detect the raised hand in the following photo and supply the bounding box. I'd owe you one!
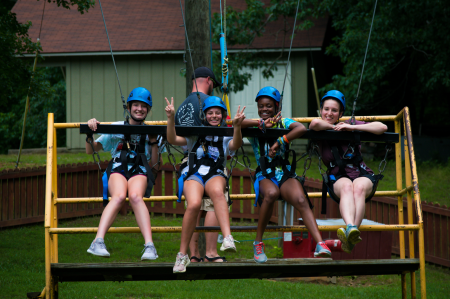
[164,97,175,119]
[87,118,100,131]
[232,105,246,127]
[269,141,280,158]
[265,111,282,128]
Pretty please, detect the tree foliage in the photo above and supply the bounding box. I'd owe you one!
[213,0,450,125]
[0,0,95,153]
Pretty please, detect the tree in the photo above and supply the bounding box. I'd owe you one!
[0,0,95,153]
[211,0,450,128]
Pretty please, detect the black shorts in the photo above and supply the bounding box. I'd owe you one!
[110,166,146,180]
[327,173,378,204]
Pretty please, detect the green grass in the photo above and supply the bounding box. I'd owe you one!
[1,215,449,298]
[1,150,449,207]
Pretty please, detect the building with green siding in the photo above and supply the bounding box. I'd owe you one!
[14,0,328,149]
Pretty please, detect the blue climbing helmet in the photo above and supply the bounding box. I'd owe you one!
[255,86,281,103]
[202,96,227,126]
[320,90,345,112]
[202,96,227,114]
[127,87,152,107]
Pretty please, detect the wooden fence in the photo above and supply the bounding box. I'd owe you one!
[1,162,449,267]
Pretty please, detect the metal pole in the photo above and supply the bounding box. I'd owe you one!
[311,68,321,117]
[283,201,287,226]
[403,107,426,299]
[44,113,54,299]
[403,117,416,298]
[395,118,407,298]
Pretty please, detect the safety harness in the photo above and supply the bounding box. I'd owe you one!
[254,123,313,209]
[320,139,383,214]
[177,136,231,205]
[102,121,155,206]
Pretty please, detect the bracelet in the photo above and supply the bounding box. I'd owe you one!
[148,141,158,146]
[258,118,266,133]
[277,137,285,147]
[283,135,290,144]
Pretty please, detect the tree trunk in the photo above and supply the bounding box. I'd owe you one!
[185,0,211,96]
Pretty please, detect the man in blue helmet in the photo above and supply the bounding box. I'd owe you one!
[310,90,387,253]
[85,87,161,260]
[174,67,229,263]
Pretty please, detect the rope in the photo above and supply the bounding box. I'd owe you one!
[15,0,46,169]
[280,0,300,113]
[350,0,378,125]
[98,0,128,120]
[209,0,214,96]
[179,0,203,120]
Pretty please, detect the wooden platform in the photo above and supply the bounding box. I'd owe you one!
[51,258,419,282]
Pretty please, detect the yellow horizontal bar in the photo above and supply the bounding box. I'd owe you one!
[54,115,398,129]
[49,224,420,234]
[55,189,411,204]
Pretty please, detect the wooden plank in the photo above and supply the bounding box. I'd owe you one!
[51,259,420,282]
[380,231,393,259]
[163,171,174,213]
[20,178,26,219]
[366,231,381,259]
[231,176,241,220]
[443,215,449,262]
[14,178,20,219]
[2,179,8,221]
[427,211,434,256]
[353,231,368,259]
[26,177,33,218]
[8,178,14,220]
[0,215,45,228]
[434,207,441,258]
[66,172,73,213]
[38,175,45,216]
[60,172,67,214]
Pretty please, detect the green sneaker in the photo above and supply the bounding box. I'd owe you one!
[337,227,355,254]
[347,225,361,244]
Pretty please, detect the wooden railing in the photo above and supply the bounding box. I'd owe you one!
[1,162,448,267]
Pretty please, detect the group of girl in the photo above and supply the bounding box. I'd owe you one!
[85,85,387,273]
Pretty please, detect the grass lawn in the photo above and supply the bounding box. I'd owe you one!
[1,150,449,207]
[1,214,449,299]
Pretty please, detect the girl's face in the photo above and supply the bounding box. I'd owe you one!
[321,99,343,124]
[129,101,149,121]
[205,107,223,126]
[257,97,277,120]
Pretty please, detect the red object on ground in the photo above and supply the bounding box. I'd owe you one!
[283,231,316,258]
[324,239,343,252]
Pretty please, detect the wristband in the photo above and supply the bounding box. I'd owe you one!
[148,141,158,146]
[283,135,290,144]
[277,137,285,147]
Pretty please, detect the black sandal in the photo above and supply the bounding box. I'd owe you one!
[204,255,227,262]
[190,256,204,262]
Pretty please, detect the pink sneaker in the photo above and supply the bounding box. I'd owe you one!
[173,252,190,273]
[220,235,237,252]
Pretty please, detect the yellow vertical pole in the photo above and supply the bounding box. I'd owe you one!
[52,127,58,264]
[311,68,321,117]
[403,107,426,299]
[404,118,416,298]
[395,118,407,298]
[44,114,54,299]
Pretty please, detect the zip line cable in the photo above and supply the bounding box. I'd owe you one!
[350,0,378,125]
[280,0,300,113]
[307,24,321,117]
[178,0,203,120]
[15,0,46,169]
[98,0,128,120]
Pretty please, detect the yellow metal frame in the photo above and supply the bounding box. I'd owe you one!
[43,108,426,298]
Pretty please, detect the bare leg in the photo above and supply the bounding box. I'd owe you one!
[352,177,374,227]
[96,174,127,239]
[255,179,280,242]
[204,176,231,237]
[179,180,203,255]
[280,178,323,243]
[127,175,152,243]
[204,211,221,261]
[333,178,356,225]
[188,210,202,259]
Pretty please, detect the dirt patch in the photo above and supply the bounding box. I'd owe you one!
[269,275,397,287]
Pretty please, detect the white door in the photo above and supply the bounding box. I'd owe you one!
[230,62,292,119]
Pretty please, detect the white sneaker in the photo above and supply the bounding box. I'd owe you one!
[220,235,237,252]
[173,252,190,273]
[141,242,158,260]
[87,238,110,257]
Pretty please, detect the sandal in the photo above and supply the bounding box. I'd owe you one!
[190,256,204,263]
[204,255,227,262]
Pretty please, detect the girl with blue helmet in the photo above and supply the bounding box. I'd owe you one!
[310,90,388,253]
[165,96,246,273]
[241,86,332,263]
[85,87,160,261]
